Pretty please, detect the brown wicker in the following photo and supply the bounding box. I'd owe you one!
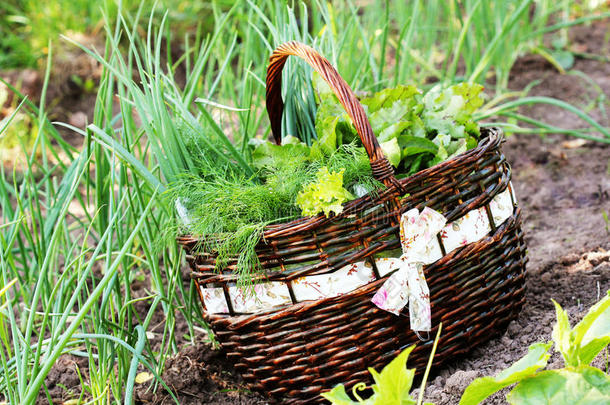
[178,41,527,404]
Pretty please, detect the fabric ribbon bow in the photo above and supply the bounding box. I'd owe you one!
[371,207,447,332]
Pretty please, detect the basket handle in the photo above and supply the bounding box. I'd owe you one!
[265,41,399,187]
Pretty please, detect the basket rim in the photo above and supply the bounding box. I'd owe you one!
[176,126,504,243]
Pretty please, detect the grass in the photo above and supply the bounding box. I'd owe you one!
[0,23,197,404]
[0,0,609,403]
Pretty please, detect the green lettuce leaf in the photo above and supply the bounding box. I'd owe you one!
[400,154,425,177]
[251,135,310,169]
[422,83,483,140]
[379,122,412,143]
[312,71,334,100]
[398,136,438,158]
[368,102,412,136]
[313,72,359,147]
[310,116,339,159]
[360,85,420,112]
[380,137,401,168]
[314,95,357,147]
[362,85,421,143]
[312,81,483,178]
[445,139,468,160]
[452,82,485,117]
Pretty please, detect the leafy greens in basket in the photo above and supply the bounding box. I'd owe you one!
[313,76,484,176]
[171,80,485,288]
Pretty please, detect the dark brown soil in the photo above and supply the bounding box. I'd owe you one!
[36,356,89,405]
[135,344,266,404]
[11,20,610,405]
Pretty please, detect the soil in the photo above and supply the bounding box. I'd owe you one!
[35,356,90,405]
[5,20,610,405]
[134,344,266,405]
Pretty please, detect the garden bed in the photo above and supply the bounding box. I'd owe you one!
[11,20,610,405]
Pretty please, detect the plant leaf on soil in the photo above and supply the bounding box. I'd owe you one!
[553,291,610,367]
[459,342,552,405]
[321,345,418,405]
[506,366,610,405]
[368,345,416,404]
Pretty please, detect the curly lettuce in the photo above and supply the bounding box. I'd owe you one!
[314,80,485,176]
[296,167,354,217]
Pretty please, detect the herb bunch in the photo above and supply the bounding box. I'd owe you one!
[169,127,379,288]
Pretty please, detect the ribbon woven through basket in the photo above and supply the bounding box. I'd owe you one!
[195,186,517,318]
[371,207,447,332]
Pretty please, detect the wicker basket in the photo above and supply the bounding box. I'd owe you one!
[177,42,527,404]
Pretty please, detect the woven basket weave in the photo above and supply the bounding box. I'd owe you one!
[177,42,527,404]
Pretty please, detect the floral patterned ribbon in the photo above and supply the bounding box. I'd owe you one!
[371,207,447,332]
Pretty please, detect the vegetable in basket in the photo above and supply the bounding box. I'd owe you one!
[170,72,486,287]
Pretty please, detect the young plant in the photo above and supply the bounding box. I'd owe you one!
[322,324,442,405]
[459,291,610,405]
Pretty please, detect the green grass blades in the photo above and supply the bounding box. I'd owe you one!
[0,5,205,403]
[296,167,354,217]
